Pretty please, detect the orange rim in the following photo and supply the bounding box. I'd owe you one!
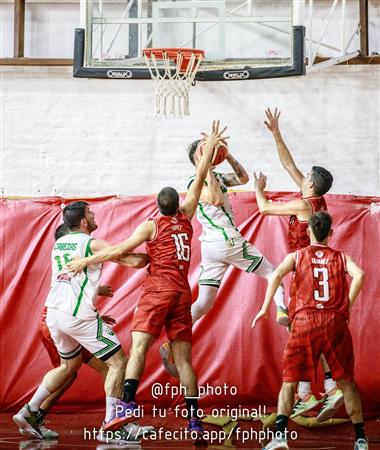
[143,48,205,61]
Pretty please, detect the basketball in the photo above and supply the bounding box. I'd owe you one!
[197,140,229,166]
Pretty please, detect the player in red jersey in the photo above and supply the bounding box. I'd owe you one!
[254,108,338,419]
[253,212,367,450]
[68,120,228,438]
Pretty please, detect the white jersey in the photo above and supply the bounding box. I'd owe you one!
[188,172,243,243]
[45,232,102,320]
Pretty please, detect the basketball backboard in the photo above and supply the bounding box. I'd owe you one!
[74,0,304,81]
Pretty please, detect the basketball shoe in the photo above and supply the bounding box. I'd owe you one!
[121,422,155,439]
[264,434,289,450]
[188,418,206,446]
[276,306,290,327]
[317,388,344,422]
[19,418,58,439]
[354,438,368,450]
[102,400,138,432]
[13,404,43,439]
[291,393,319,418]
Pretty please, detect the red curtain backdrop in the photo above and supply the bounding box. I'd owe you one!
[1,193,379,414]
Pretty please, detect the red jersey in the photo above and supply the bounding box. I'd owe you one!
[144,211,193,293]
[288,196,327,251]
[289,244,349,320]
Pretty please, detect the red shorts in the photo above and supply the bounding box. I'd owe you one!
[288,298,296,323]
[283,310,354,383]
[39,318,93,367]
[132,290,192,343]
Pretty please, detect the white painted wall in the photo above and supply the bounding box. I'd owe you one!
[2,65,379,197]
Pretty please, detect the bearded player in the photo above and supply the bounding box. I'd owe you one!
[31,223,152,442]
[254,108,340,421]
[13,202,148,439]
[253,212,367,450]
[67,121,227,439]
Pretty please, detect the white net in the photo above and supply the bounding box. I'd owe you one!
[144,50,204,118]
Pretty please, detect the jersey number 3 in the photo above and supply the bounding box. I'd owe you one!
[313,267,329,302]
[171,233,190,262]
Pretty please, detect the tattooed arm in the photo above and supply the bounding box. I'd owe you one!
[221,153,249,187]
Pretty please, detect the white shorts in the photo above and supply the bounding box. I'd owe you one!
[46,308,121,361]
[198,238,274,287]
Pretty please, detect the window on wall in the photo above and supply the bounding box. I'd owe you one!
[0,0,80,58]
[1,2,15,58]
[0,0,379,61]
[368,0,380,55]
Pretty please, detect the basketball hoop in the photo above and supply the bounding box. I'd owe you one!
[143,48,205,118]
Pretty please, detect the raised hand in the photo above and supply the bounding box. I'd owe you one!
[200,120,229,165]
[264,107,281,134]
[253,172,267,191]
[98,285,114,297]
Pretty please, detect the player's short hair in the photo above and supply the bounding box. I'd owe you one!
[55,223,69,240]
[63,201,88,229]
[308,212,332,242]
[310,166,333,196]
[157,187,179,216]
[187,139,201,166]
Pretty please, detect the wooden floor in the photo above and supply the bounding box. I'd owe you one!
[0,413,379,450]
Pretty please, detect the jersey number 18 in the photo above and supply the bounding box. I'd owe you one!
[54,253,71,271]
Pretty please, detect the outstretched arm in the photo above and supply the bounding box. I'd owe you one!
[118,253,149,269]
[221,153,249,187]
[251,253,295,327]
[91,240,149,268]
[181,120,228,218]
[345,255,365,309]
[67,222,155,273]
[265,108,304,189]
[254,172,310,217]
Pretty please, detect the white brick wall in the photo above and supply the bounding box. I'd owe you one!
[2,65,380,197]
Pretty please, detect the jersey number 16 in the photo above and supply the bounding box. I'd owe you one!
[171,233,190,262]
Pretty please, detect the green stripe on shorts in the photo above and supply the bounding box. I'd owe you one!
[243,241,263,273]
[199,278,221,287]
[93,316,118,358]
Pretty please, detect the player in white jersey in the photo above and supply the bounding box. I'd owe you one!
[160,138,287,376]
[13,201,148,439]
[46,231,105,320]
[188,140,286,323]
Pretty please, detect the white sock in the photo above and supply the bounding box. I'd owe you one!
[324,378,337,393]
[28,385,51,412]
[191,285,219,323]
[273,285,286,309]
[105,397,119,423]
[298,381,311,398]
